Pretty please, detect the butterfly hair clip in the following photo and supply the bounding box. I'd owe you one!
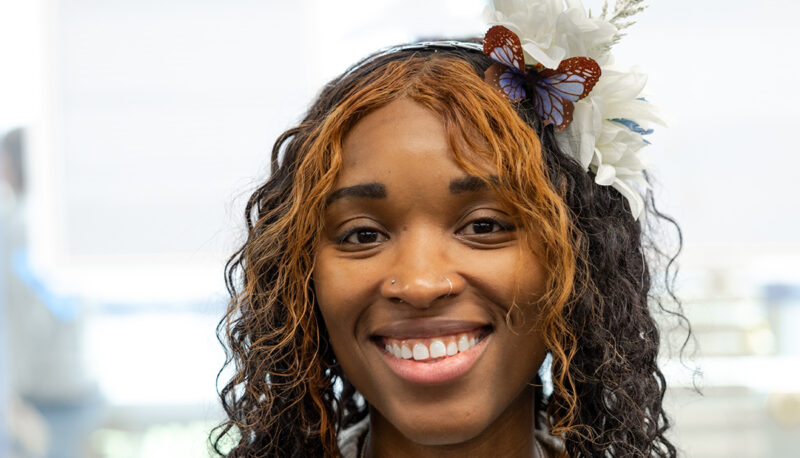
[483,25,601,132]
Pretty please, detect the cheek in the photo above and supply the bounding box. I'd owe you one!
[511,239,548,303]
[483,248,547,335]
[313,248,377,338]
[467,247,546,307]
[313,249,388,393]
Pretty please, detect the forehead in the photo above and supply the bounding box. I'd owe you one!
[338,98,490,187]
[342,99,447,170]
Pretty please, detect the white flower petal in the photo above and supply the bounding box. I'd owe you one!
[595,163,616,185]
[570,100,597,168]
[487,0,617,68]
[521,41,566,69]
[611,179,645,220]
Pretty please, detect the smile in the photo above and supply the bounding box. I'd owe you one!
[372,325,493,384]
[379,328,488,362]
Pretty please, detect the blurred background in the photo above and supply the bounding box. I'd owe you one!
[0,0,798,456]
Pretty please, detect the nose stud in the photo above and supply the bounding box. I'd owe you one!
[391,279,396,284]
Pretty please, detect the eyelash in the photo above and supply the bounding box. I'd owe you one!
[336,217,515,246]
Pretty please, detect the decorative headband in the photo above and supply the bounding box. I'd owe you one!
[350,0,662,219]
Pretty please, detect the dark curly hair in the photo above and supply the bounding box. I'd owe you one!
[211,45,686,457]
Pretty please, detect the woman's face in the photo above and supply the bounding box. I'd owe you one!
[314,98,548,446]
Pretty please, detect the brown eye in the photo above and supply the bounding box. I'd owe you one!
[460,218,513,236]
[471,220,496,234]
[352,230,379,244]
[339,228,388,245]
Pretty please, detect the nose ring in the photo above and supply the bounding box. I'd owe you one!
[445,276,453,296]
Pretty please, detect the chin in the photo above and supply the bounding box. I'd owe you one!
[385,404,493,446]
[401,423,487,446]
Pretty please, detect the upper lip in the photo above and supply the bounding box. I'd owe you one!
[372,318,490,339]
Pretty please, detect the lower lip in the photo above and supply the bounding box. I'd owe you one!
[377,334,491,385]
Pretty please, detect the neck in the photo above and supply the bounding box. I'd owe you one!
[366,385,543,458]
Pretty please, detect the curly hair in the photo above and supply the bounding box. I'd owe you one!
[211,46,685,457]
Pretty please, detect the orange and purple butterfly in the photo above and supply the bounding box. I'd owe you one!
[483,25,601,132]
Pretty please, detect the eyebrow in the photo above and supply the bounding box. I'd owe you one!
[326,182,387,204]
[327,175,498,205]
[449,175,497,194]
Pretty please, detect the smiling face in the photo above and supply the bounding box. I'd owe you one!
[313,98,549,451]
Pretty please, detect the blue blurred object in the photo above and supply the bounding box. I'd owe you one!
[764,283,800,302]
[10,249,79,322]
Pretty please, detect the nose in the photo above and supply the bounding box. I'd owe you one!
[380,231,459,308]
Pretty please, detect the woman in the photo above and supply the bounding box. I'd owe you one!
[212,4,684,457]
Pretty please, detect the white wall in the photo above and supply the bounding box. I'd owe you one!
[0,0,798,411]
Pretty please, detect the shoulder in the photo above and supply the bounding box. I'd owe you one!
[337,416,370,458]
[534,411,568,457]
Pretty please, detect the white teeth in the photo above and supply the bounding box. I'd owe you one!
[384,332,485,361]
[412,343,430,360]
[457,335,470,352]
[446,341,458,356]
[429,340,446,358]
